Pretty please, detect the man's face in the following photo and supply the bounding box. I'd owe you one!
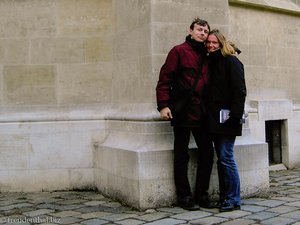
[189,24,209,42]
[206,34,220,53]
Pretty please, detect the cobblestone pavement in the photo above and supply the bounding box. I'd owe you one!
[1,169,300,225]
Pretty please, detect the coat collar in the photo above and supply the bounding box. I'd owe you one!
[185,35,206,54]
[207,49,224,62]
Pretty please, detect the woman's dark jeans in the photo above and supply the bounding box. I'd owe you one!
[213,134,240,206]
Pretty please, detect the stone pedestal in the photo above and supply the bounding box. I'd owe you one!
[94,120,175,209]
[94,118,269,210]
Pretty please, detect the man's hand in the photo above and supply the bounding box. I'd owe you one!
[160,107,173,120]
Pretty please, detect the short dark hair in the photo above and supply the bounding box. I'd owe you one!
[190,17,210,31]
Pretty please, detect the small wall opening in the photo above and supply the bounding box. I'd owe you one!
[265,120,283,165]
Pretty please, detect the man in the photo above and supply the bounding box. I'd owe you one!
[156,18,214,210]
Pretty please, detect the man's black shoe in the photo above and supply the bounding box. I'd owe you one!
[219,202,241,212]
[197,195,217,209]
[177,196,199,211]
[199,200,218,208]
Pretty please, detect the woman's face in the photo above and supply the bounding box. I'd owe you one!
[206,34,220,53]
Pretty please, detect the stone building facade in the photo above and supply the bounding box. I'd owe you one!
[0,0,299,209]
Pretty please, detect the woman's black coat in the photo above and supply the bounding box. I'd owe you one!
[207,49,247,136]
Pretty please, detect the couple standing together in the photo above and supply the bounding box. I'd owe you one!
[156,18,247,212]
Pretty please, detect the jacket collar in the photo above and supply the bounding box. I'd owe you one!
[208,49,223,62]
[185,35,206,54]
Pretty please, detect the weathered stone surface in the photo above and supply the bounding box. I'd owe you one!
[0,39,29,64]
[31,38,86,64]
[57,64,112,104]
[3,65,56,105]
[0,0,56,38]
[56,0,112,36]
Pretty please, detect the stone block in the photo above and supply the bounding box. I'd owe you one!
[151,0,228,25]
[113,0,150,34]
[30,38,85,64]
[69,168,95,189]
[3,65,56,105]
[189,141,269,198]
[250,100,293,121]
[27,122,94,169]
[94,120,176,209]
[229,6,250,45]
[152,23,187,55]
[0,119,105,192]
[248,44,267,66]
[94,147,175,209]
[111,58,153,103]
[0,134,29,170]
[277,47,299,67]
[139,178,175,207]
[235,143,269,196]
[0,0,56,38]
[95,147,139,180]
[0,39,29,64]
[4,168,93,192]
[94,168,109,192]
[0,169,70,192]
[95,166,142,208]
[114,26,151,61]
[56,0,112,36]
[101,120,173,152]
[244,66,290,101]
[57,64,112,104]
[85,37,112,63]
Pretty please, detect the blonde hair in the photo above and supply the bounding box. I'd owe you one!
[208,29,236,57]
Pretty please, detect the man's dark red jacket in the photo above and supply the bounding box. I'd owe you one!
[156,36,209,127]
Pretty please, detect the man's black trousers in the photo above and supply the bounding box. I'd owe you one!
[173,126,214,200]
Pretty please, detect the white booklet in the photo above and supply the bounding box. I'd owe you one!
[219,109,246,124]
[220,109,230,123]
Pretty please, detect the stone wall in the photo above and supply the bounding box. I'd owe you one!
[228,0,300,102]
[0,0,299,209]
[0,0,113,191]
[0,0,113,108]
[228,0,300,168]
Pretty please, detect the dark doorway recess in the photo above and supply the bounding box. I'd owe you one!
[265,120,282,165]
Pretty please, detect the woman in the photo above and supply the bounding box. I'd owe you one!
[206,29,247,212]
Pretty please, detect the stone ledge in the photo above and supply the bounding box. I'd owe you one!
[229,0,300,15]
[250,99,293,121]
[0,104,160,122]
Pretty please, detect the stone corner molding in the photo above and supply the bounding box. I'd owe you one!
[229,0,300,16]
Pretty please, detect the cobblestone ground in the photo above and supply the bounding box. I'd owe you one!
[1,169,300,225]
